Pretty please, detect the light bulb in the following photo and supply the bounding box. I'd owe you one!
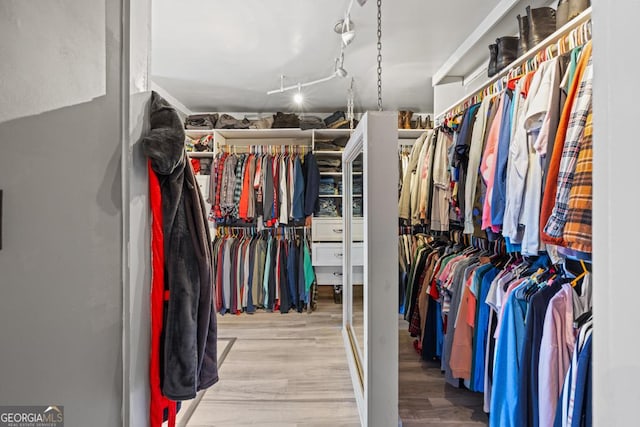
[294,92,303,105]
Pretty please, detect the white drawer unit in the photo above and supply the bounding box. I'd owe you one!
[312,217,363,242]
[312,242,364,267]
[315,266,364,285]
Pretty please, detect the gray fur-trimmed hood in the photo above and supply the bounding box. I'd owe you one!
[142,91,186,176]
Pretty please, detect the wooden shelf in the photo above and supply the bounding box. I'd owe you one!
[186,151,215,158]
[185,129,215,135]
[216,128,312,139]
[320,171,362,176]
[398,129,429,139]
[314,150,343,156]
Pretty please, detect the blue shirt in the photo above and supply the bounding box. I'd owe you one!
[472,266,499,392]
[490,280,529,427]
[491,89,514,225]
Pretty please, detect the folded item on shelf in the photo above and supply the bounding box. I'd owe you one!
[317,158,341,168]
[300,116,327,130]
[185,137,196,152]
[192,134,213,152]
[329,119,350,129]
[190,158,201,174]
[319,185,336,195]
[352,198,363,216]
[272,112,300,128]
[323,111,346,127]
[249,116,274,129]
[199,158,212,175]
[314,141,342,151]
[333,136,350,147]
[317,198,340,217]
[215,114,251,129]
[185,113,218,129]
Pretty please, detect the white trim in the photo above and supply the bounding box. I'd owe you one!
[120,0,131,424]
[342,112,398,427]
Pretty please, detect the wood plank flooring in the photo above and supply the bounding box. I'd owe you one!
[186,295,359,427]
[184,294,487,426]
[398,318,487,426]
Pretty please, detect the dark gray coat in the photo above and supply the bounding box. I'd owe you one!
[143,91,218,400]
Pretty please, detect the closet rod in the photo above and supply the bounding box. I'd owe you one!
[435,6,592,123]
[216,144,311,154]
[216,225,310,229]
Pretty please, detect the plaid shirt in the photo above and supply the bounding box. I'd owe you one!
[221,155,237,218]
[563,109,593,253]
[212,153,228,220]
[231,155,246,218]
[544,55,593,238]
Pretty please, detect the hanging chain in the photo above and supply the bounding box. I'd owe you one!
[348,77,355,130]
[376,0,383,111]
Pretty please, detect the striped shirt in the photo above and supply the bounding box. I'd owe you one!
[563,109,593,253]
[544,54,593,238]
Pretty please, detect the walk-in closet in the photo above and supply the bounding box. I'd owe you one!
[3,1,639,427]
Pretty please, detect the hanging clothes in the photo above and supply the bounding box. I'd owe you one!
[213,229,314,315]
[400,43,595,425]
[209,150,316,227]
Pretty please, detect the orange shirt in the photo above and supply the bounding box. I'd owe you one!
[539,42,592,245]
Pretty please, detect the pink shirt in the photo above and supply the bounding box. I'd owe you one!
[538,284,576,427]
[480,94,505,231]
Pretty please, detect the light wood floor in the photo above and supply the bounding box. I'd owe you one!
[184,293,486,427]
[186,293,359,427]
[398,319,487,426]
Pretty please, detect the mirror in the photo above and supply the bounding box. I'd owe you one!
[342,130,365,397]
[352,152,364,362]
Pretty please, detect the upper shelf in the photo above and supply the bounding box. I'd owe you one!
[436,6,592,120]
[432,0,556,86]
[398,129,429,139]
[185,127,428,143]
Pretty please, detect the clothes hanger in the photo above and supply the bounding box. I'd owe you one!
[570,260,589,287]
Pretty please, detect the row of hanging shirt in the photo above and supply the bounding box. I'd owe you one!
[212,227,315,315]
[400,40,593,260]
[403,234,592,427]
[208,147,320,227]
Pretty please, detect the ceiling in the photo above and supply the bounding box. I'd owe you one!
[151,0,503,114]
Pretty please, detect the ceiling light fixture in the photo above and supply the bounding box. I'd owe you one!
[266,56,349,96]
[266,0,367,98]
[293,83,303,105]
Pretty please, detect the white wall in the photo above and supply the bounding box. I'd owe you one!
[592,1,640,425]
[0,1,124,426]
[0,0,106,124]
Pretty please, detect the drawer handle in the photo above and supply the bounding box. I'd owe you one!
[334,252,343,257]
[333,272,343,276]
[332,228,343,233]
